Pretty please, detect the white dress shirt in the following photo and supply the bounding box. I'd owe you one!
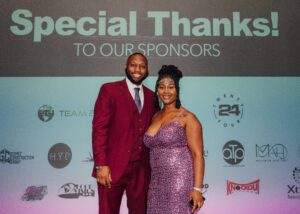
[125,78,144,108]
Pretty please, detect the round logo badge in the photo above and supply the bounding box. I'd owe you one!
[223,140,244,165]
[38,105,54,122]
[213,94,244,127]
[48,143,72,168]
[292,167,300,184]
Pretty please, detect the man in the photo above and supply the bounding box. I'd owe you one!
[92,53,157,214]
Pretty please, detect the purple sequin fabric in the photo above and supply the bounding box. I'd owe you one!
[144,121,193,214]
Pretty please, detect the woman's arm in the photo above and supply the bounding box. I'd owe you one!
[185,112,205,211]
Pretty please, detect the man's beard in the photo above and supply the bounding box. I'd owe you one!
[125,68,148,85]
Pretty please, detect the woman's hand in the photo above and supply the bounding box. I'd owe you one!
[189,190,204,212]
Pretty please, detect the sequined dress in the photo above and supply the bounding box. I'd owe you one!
[144,121,193,214]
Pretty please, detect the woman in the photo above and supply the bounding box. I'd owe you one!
[144,65,205,213]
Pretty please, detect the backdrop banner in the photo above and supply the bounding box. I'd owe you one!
[0,1,300,214]
[1,0,299,76]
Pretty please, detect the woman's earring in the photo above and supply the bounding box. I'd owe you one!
[157,94,163,108]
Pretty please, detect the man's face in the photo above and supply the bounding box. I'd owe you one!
[125,54,148,85]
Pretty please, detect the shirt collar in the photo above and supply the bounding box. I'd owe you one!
[125,77,143,91]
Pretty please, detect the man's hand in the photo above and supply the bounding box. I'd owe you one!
[96,166,112,188]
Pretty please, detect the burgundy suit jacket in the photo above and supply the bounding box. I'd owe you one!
[92,79,156,183]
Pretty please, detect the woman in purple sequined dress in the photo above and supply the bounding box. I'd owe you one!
[144,65,205,214]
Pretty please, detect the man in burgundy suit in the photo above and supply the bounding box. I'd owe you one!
[92,53,157,214]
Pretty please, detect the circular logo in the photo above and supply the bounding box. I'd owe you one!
[38,105,54,122]
[223,140,244,165]
[213,94,244,127]
[292,167,300,184]
[48,143,72,168]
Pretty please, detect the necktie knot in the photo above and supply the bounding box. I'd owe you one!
[134,87,140,93]
[134,87,142,113]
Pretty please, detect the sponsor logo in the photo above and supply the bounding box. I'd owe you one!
[38,105,93,121]
[0,149,34,164]
[38,105,54,122]
[22,185,47,201]
[58,183,95,199]
[59,110,94,118]
[48,143,72,169]
[227,180,260,195]
[293,167,300,184]
[38,105,93,122]
[287,167,300,199]
[222,140,244,166]
[201,183,209,194]
[256,144,287,162]
[213,94,244,127]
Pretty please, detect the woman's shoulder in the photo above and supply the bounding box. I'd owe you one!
[179,107,201,125]
[178,107,194,118]
[152,111,161,120]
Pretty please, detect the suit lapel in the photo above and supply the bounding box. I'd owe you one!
[118,79,136,115]
[141,86,148,115]
[119,79,150,115]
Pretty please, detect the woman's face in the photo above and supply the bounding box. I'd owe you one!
[157,77,177,106]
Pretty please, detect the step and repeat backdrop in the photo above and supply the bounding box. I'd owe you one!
[1,1,300,214]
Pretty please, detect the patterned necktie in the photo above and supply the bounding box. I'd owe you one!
[134,87,142,113]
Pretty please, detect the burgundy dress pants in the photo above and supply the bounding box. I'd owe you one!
[97,161,149,214]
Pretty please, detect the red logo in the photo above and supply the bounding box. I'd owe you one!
[227,179,260,195]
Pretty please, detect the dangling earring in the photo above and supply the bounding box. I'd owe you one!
[159,98,163,108]
[157,93,163,108]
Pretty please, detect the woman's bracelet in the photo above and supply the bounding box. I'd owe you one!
[193,187,203,193]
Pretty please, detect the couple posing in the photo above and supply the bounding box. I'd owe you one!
[92,52,205,214]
